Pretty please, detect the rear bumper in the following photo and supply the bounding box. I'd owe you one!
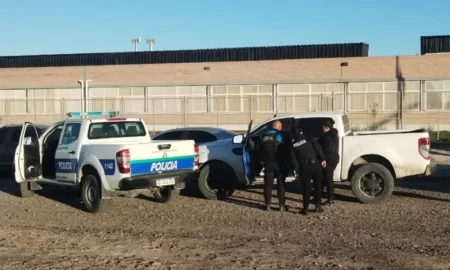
[424,157,437,176]
[118,169,195,190]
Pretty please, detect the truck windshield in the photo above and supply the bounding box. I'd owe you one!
[88,121,146,139]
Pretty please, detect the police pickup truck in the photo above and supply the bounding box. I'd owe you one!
[195,112,436,204]
[14,111,199,213]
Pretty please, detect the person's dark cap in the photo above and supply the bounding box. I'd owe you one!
[324,118,335,128]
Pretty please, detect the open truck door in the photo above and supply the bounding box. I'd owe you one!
[14,123,42,184]
[242,120,254,185]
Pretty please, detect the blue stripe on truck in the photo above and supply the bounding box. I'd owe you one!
[130,156,195,176]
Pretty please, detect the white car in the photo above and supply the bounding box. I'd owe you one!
[194,112,436,203]
[13,111,199,213]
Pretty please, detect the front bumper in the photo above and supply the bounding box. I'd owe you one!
[424,157,437,176]
[118,169,195,190]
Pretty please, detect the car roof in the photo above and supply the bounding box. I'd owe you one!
[0,124,50,129]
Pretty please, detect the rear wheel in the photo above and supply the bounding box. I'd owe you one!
[198,162,237,200]
[351,163,395,204]
[81,174,107,213]
[153,186,179,203]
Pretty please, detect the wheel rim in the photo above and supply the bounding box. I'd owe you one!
[86,184,98,203]
[359,172,385,197]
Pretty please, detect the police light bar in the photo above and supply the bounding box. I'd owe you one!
[66,111,120,118]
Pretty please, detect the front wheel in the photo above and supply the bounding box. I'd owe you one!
[351,163,395,204]
[81,174,107,213]
[153,186,180,203]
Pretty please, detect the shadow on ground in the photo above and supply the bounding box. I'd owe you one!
[0,176,98,211]
[2,172,449,213]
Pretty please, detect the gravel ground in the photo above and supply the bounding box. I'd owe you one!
[0,150,450,270]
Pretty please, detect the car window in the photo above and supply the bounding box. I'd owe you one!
[9,128,22,144]
[295,118,328,138]
[60,123,82,145]
[186,131,217,144]
[0,128,7,144]
[153,131,183,140]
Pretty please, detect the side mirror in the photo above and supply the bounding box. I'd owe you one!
[232,134,244,144]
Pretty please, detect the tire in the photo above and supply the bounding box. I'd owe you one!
[351,163,395,204]
[198,162,237,200]
[19,182,35,198]
[81,174,107,213]
[153,186,180,203]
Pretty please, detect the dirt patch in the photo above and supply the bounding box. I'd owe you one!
[0,150,449,269]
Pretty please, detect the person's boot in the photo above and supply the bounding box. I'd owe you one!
[323,200,334,207]
[279,205,287,212]
[264,204,271,211]
[315,204,324,213]
[300,208,308,215]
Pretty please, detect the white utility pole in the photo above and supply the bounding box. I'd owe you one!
[131,37,141,52]
[146,38,156,51]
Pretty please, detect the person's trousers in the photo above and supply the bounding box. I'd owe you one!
[323,162,337,201]
[263,169,286,206]
[300,164,323,210]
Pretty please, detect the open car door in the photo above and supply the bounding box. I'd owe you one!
[14,123,42,183]
[242,120,254,185]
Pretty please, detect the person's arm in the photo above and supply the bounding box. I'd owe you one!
[312,139,326,162]
[276,133,283,144]
[323,136,334,156]
[290,146,299,173]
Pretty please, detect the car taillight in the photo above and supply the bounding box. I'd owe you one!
[116,149,131,173]
[418,137,430,160]
[194,144,199,168]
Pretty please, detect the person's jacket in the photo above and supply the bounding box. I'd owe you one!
[259,129,286,170]
[290,133,326,173]
[319,128,340,165]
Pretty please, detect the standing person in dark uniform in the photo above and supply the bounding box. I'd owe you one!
[290,128,327,215]
[259,120,288,211]
[319,118,340,206]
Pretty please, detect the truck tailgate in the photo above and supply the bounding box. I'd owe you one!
[128,140,196,176]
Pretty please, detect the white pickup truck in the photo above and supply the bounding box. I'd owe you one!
[13,111,199,213]
[195,112,436,204]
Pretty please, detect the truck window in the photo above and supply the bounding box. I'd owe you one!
[61,123,81,145]
[342,114,351,133]
[295,118,328,138]
[88,121,146,139]
[251,118,293,137]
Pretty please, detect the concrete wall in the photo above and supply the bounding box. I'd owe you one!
[1,54,450,89]
[1,54,450,131]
